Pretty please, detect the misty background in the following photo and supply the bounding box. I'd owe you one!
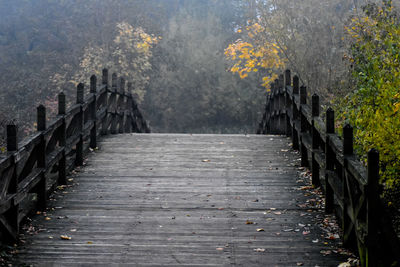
[0,0,264,137]
[0,0,396,137]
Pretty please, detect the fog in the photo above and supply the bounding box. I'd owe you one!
[0,0,397,140]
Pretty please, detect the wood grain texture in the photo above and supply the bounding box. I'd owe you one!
[12,134,346,266]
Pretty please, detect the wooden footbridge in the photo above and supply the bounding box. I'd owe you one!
[1,70,399,266]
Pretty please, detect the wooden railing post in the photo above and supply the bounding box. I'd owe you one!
[58,92,67,185]
[284,70,292,137]
[300,86,307,105]
[119,77,125,134]
[325,107,335,213]
[300,85,308,167]
[110,73,118,134]
[126,82,133,133]
[300,86,307,133]
[292,75,300,150]
[102,68,109,87]
[342,124,353,246]
[274,79,279,133]
[293,75,299,95]
[101,69,109,135]
[90,75,97,149]
[102,69,109,134]
[279,74,285,134]
[366,148,379,267]
[311,94,320,186]
[75,83,84,166]
[343,124,353,155]
[7,124,18,152]
[6,124,19,241]
[36,105,47,210]
[284,69,291,87]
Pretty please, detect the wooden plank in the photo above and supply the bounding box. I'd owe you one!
[345,155,367,186]
[65,104,81,120]
[11,134,347,266]
[326,170,344,208]
[15,168,43,204]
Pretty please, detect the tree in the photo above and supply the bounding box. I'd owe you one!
[343,1,400,190]
[144,0,262,133]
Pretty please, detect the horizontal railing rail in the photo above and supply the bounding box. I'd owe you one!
[257,70,400,267]
[0,69,150,243]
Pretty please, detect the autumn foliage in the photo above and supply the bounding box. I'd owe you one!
[225,22,285,90]
[343,2,400,193]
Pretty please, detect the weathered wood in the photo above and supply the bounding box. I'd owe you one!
[11,134,346,266]
[293,76,299,95]
[300,86,307,105]
[343,124,353,156]
[257,69,399,266]
[284,69,291,86]
[75,84,84,166]
[90,75,97,149]
[36,105,47,210]
[0,69,151,243]
[7,125,18,152]
[366,149,379,267]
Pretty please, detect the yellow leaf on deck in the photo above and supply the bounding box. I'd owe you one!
[60,235,71,240]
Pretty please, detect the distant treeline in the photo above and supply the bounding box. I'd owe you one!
[0,0,263,138]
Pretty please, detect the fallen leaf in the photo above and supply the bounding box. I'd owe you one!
[45,217,51,221]
[60,235,71,240]
[87,241,93,244]
[246,220,254,225]
[256,228,265,232]
[320,250,332,255]
[299,186,313,190]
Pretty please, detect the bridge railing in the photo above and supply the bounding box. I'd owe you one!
[0,69,150,243]
[257,70,400,267]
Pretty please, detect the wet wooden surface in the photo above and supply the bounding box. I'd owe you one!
[12,134,346,266]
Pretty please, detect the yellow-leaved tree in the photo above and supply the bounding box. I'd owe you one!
[225,21,285,90]
[51,22,159,108]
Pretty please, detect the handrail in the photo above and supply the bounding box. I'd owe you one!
[257,69,400,267]
[0,68,150,243]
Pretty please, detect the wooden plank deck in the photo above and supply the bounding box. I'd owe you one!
[11,134,347,266]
